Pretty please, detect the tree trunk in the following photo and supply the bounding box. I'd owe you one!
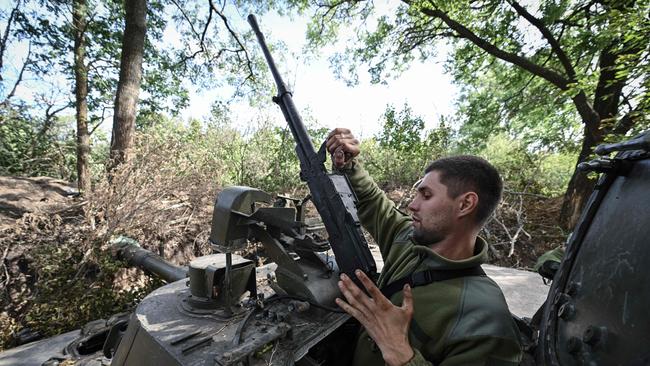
[559,40,637,230]
[73,0,91,194]
[559,128,600,230]
[109,0,147,171]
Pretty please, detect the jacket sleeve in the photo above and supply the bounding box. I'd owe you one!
[437,336,522,366]
[404,348,434,366]
[342,160,412,258]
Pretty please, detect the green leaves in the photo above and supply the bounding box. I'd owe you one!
[377,103,425,152]
[363,103,451,188]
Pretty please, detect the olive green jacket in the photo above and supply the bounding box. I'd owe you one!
[344,162,522,366]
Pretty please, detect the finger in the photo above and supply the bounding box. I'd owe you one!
[401,284,414,316]
[335,297,367,322]
[326,137,348,152]
[334,147,346,167]
[355,269,392,308]
[339,274,374,313]
[326,131,359,146]
[327,128,351,139]
[339,274,368,305]
[326,138,340,152]
[334,146,344,157]
[326,134,354,150]
[333,140,360,157]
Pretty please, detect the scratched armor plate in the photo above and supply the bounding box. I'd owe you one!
[538,145,650,365]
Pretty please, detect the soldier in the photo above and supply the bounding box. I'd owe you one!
[326,128,522,366]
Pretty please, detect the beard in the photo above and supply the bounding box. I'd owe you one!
[411,226,445,246]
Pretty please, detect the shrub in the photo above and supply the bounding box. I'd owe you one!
[363,104,451,188]
[477,134,576,196]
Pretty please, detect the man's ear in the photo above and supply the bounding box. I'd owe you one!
[457,192,479,219]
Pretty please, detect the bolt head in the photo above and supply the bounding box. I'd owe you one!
[583,325,606,346]
[567,282,581,296]
[558,302,575,320]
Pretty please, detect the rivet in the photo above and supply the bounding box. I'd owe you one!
[583,325,607,346]
[567,282,581,296]
[558,302,576,320]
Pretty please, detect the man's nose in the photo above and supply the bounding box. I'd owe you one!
[407,199,418,212]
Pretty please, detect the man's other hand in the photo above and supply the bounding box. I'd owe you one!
[336,270,415,366]
[326,128,360,168]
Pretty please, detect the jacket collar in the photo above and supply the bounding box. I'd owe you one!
[410,236,488,270]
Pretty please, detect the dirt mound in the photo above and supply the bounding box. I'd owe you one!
[482,193,565,269]
[0,177,78,229]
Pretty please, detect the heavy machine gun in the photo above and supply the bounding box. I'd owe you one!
[247,14,377,286]
[107,187,355,365]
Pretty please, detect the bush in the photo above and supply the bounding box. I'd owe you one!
[0,107,76,179]
[363,104,451,188]
[477,134,576,196]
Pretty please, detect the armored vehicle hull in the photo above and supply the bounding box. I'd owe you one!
[536,132,650,365]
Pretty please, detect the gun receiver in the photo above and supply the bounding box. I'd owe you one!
[248,14,377,284]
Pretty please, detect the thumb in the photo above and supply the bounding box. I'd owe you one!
[334,146,346,167]
[401,284,414,316]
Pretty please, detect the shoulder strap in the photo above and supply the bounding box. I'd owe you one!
[380,266,486,299]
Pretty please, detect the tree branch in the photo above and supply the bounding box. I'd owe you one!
[506,0,576,80]
[207,0,253,81]
[33,99,69,145]
[3,41,31,103]
[0,0,21,79]
[613,106,643,136]
[409,1,602,127]
[501,51,554,107]
[409,1,571,90]
[172,0,212,67]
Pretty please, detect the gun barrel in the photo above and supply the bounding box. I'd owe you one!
[112,237,187,283]
[247,14,317,162]
[248,15,377,283]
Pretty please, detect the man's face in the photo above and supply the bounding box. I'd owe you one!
[407,170,457,245]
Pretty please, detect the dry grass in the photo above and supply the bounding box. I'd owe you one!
[0,134,225,350]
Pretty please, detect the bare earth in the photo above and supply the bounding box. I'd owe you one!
[0,176,78,229]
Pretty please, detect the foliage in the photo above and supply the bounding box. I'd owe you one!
[453,63,583,153]
[24,242,152,336]
[0,207,163,349]
[477,134,576,196]
[377,104,426,152]
[0,105,76,178]
[362,104,451,188]
[0,103,111,183]
[296,0,649,138]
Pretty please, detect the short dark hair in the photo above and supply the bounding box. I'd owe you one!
[425,155,502,225]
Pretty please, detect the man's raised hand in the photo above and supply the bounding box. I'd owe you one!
[326,128,360,168]
[336,270,415,366]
